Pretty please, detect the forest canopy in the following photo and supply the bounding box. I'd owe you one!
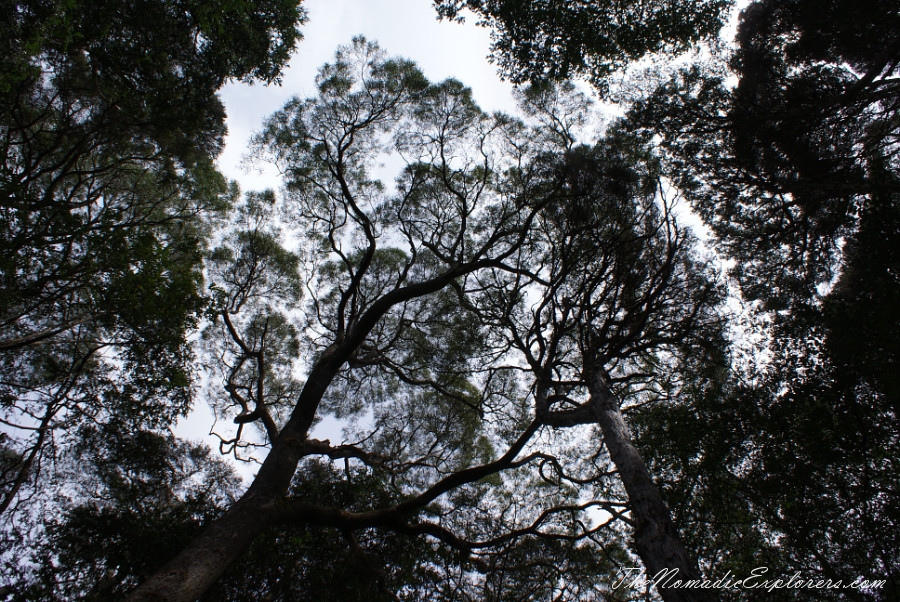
[1,0,897,601]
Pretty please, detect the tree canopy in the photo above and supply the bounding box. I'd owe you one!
[433,0,731,88]
[118,38,726,602]
[4,0,899,601]
[620,0,900,598]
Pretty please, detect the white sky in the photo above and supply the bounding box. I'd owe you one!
[216,0,519,193]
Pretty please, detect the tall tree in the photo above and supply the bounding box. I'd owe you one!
[439,0,899,595]
[0,0,306,523]
[126,41,721,601]
[619,0,900,597]
[500,127,722,601]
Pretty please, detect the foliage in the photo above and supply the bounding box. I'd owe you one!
[618,0,900,597]
[1,0,306,161]
[434,0,731,89]
[7,0,898,600]
[0,0,306,524]
[117,38,724,602]
[7,424,241,601]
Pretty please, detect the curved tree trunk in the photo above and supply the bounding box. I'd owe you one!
[125,404,313,602]
[126,266,484,601]
[125,325,362,602]
[585,366,713,602]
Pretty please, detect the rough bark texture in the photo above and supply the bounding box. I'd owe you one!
[585,366,713,602]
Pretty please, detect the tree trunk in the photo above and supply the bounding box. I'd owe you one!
[125,361,340,602]
[126,267,483,601]
[585,366,713,602]
[125,425,306,601]
[124,494,272,602]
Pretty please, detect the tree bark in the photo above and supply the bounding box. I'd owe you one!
[584,365,713,602]
[124,397,315,601]
[124,492,274,602]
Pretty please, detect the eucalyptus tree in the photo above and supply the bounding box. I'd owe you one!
[465,110,723,600]
[615,0,900,596]
[0,0,306,523]
[445,0,898,593]
[126,41,723,601]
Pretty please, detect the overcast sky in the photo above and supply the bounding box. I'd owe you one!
[216,0,520,193]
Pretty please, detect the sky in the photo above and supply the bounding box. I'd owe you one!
[174,0,524,466]
[216,0,520,193]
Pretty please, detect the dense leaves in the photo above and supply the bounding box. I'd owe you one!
[617,0,900,598]
[2,0,305,161]
[0,0,305,524]
[434,0,731,88]
[8,424,240,601]
[6,0,899,600]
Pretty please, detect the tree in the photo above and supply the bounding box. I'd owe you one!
[125,40,722,601]
[507,132,722,601]
[437,0,898,596]
[433,0,731,89]
[616,0,900,597]
[203,459,626,601]
[9,423,241,601]
[0,0,306,525]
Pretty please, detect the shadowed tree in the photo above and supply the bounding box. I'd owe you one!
[0,0,306,527]
[618,0,900,597]
[470,128,724,601]
[435,0,898,594]
[7,423,241,601]
[433,0,730,89]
